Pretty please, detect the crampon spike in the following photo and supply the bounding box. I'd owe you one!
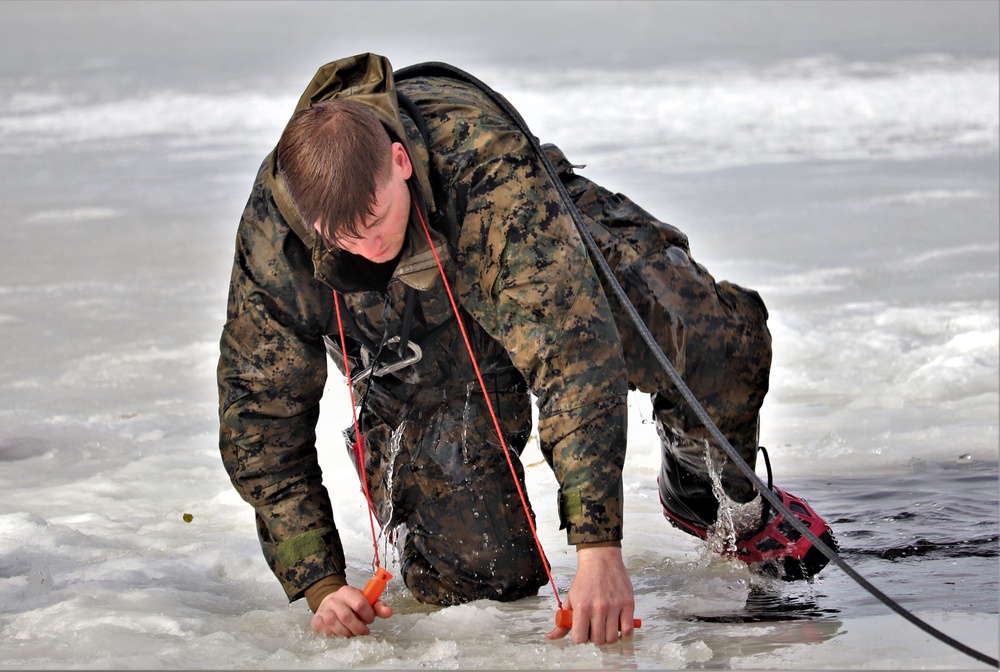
[362,566,393,606]
[555,609,641,630]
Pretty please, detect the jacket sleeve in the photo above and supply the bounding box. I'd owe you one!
[418,83,630,545]
[217,162,346,601]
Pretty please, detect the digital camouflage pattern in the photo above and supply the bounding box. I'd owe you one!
[218,54,771,605]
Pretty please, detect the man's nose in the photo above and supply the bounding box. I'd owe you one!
[358,235,382,258]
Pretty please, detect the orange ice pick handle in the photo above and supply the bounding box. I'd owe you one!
[555,609,641,630]
[362,567,393,606]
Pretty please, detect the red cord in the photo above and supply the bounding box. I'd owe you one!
[333,291,382,569]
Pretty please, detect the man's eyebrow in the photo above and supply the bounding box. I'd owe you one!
[364,200,391,228]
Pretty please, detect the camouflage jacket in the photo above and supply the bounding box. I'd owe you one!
[218,54,628,601]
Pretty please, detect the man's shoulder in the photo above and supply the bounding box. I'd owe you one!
[398,75,508,127]
[396,73,529,180]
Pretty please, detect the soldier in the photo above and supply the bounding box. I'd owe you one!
[218,53,833,645]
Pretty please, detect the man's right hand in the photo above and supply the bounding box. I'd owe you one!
[311,585,393,637]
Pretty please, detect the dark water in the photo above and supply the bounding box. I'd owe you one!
[800,466,999,614]
[680,465,999,622]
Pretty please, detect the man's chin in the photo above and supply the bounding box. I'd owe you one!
[370,244,402,263]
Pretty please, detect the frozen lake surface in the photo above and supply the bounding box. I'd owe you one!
[1,1,997,668]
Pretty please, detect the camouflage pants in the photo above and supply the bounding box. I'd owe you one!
[347,150,772,605]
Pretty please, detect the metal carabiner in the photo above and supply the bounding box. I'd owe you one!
[352,337,423,384]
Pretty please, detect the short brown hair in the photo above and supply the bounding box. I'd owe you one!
[276,99,392,248]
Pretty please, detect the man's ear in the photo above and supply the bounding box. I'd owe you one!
[391,142,413,180]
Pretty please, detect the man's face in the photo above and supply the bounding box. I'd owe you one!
[320,142,413,262]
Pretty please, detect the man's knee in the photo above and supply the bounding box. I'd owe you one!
[402,553,547,606]
[399,513,548,605]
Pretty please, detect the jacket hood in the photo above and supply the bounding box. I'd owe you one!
[266,53,436,249]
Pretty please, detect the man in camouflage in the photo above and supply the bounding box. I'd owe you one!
[218,53,819,644]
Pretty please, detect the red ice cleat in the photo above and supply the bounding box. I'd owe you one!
[733,487,836,581]
[660,447,837,582]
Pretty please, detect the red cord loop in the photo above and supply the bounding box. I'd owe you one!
[331,209,565,613]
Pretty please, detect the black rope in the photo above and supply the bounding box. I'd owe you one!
[394,61,999,668]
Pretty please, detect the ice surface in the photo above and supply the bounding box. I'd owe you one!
[0,1,997,669]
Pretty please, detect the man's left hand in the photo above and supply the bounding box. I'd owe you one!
[545,544,635,644]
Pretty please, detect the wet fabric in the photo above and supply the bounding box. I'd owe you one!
[347,375,548,604]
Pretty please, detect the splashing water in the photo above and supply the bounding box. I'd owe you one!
[702,443,766,558]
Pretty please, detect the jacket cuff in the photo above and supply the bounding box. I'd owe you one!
[304,574,349,613]
[261,525,347,602]
[558,483,624,545]
[576,540,622,550]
